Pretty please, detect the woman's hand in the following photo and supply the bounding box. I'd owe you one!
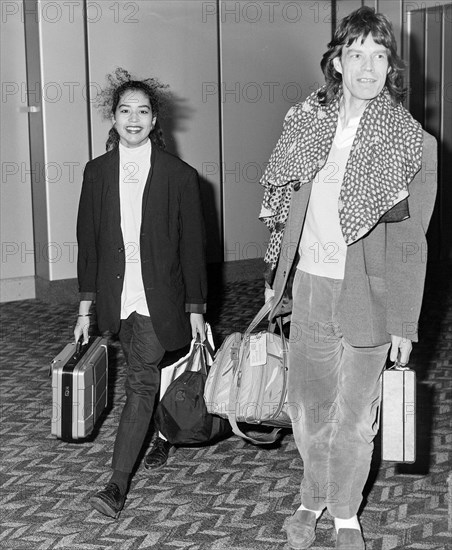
[74,300,92,345]
[190,313,205,342]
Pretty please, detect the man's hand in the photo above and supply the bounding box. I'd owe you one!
[264,286,275,303]
[389,335,413,365]
[190,313,205,341]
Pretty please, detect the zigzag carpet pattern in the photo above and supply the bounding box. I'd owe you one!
[0,265,451,549]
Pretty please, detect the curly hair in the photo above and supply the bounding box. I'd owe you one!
[318,6,405,105]
[95,68,169,151]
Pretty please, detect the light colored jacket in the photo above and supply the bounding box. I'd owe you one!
[269,131,437,346]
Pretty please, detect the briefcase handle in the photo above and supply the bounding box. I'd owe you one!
[387,360,410,371]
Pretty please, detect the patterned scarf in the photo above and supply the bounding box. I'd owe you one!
[260,86,423,269]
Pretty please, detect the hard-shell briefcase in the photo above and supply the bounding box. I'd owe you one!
[381,362,416,463]
[51,336,108,440]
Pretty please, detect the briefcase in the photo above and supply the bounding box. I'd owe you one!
[51,336,108,440]
[381,363,416,463]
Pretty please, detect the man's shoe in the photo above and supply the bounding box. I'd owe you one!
[89,483,125,519]
[336,528,365,550]
[283,510,317,549]
[144,437,174,470]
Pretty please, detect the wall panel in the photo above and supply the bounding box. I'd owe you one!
[220,0,332,261]
[404,2,452,261]
[0,0,35,301]
[86,0,222,261]
[36,0,90,281]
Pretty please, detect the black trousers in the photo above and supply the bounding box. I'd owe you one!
[111,312,165,473]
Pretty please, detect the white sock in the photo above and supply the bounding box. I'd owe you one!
[297,504,324,520]
[334,516,361,533]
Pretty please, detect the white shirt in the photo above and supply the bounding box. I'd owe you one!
[119,139,151,318]
[297,116,360,279]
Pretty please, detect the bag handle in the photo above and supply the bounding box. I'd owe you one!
[244,299,274,337]
[203,338,216,363]
[187,336,209,376]
[244,300,288,352]
[387,360,410,371]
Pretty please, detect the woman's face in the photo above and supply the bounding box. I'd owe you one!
[112,89,156,148]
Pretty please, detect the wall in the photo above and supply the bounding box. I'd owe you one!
[1,0,35,301]
[86,0,222,262]
[1,0,333,303]
[403,1,452,260]
[86,0,331,264]
[219,0,331,262]
[38,0,90,281]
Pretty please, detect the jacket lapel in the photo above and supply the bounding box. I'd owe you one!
[104,148,122,241]
[141,145,156,219]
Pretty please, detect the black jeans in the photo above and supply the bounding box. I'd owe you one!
[112,312,165,473]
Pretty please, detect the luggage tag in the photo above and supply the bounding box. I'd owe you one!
[249,333,267,366]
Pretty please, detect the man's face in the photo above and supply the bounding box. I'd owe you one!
[333,34,390,103]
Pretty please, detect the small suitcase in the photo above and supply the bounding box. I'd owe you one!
[381,363,416,463]
[51,336,108,440]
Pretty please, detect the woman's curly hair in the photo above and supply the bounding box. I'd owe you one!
[318,6,406,105]
[95,68,170,151]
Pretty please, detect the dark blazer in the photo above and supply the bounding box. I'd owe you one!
[77,145,207,351]
[270,131,437,347]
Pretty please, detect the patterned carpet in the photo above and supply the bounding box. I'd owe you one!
[0,265,451,550]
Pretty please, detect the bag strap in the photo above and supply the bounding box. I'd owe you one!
[226,333,284,446]
[203,338,216,363]
[189,338,208,376]
[244,299,274,337]
[227,410,283,445]
[244,300,288,351]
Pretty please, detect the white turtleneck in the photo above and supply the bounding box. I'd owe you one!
[118,139,151,319]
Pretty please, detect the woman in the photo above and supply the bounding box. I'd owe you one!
[74,69,207,518]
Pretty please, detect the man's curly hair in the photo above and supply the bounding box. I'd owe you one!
[95,68,169,151]
[319,6,406,105]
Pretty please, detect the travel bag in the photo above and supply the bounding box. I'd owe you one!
[155,336,231,445]
[51,336,108,440]
[204,300,291,445]
[381,362,416,463]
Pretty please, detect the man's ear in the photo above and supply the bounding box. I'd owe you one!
[333,56,343,74]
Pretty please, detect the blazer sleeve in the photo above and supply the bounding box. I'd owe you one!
[179,169,208,313]
[76,162,98,301]
[385,131,437,342]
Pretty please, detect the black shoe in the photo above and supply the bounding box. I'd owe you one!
[144,437,174,470]
[89,482,125,519]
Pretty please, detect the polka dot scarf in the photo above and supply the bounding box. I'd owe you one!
[260,86,423,269]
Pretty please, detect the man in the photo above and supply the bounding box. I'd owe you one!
[260,7,437,549]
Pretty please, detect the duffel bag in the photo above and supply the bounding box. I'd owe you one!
[204,300,291,445]
[155,336,231,446]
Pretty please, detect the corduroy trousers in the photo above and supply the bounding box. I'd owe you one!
[288,270,390,519]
